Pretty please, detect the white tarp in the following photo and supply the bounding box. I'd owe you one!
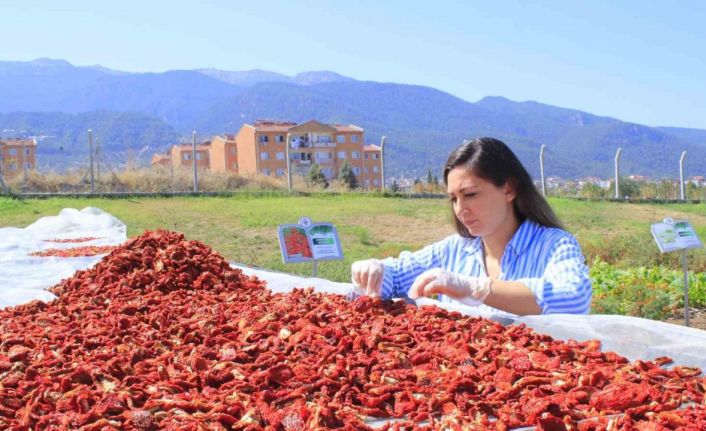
[0,207,126,308]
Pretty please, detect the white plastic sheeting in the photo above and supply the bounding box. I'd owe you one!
[0,207,126,308]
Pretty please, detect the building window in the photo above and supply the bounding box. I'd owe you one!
[337,151,346,159]
[261,152,269,160]
[25,148,31,155]
[374,179,379,186]
[322,168,333,178]
[276,168,285,176]
[276,135,285,143]
[9,163,17,170]
[230,147,237,154]
[353,167,361,175]
[316,152,331,161]
[373,153,379,159]
[8,149,17,156]
[195,153,203,160]
[365,153,369,159]
[364,167,369,174]
[351,135,359,143]
[259,135,269,143]
[262,168,271,176]
[373,166,379,173]
[276,152,285,160]
[25,162,32,169]
[183,153,191,160]
[336,135,345,144]
[351,151,360,159]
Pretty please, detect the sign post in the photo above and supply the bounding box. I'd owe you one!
[277,217,343,277]
[650,217,703,326]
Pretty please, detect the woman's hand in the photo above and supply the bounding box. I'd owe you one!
[351,259,384,297]
[409,268,491,305]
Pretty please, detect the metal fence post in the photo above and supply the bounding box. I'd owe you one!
[380,136,386,192]
[286,133,292,192]
[21,139,28,186]
[539,144,546,197]
[614,148,622,199]
[88,129,95,193]
[680,151,687,201]
[192,131,198,193]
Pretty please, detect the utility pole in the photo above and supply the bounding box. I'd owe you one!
[21,139,28,186]
[192,131,198,193]
[679,151,687,201]
[614,148,622,199]
[285,133,292,192]
[539,144,547,197]
[380,136,386,192]
[96,138,101,183]
[88,129,95,193]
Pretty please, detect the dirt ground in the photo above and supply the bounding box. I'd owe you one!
[663,308,706,331]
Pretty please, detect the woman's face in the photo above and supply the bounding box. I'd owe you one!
[446,167,517,237]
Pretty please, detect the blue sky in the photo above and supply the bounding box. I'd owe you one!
[2,0,706,129]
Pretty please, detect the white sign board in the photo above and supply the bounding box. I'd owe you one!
[277,220,343,264]
[650,218,703,253]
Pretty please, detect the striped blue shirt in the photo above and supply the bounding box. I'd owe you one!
[380,219,592,315]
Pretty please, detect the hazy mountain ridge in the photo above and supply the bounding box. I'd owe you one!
[1,58,705,178]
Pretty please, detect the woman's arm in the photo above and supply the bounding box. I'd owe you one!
[483,279,542,315]
[514,235,592,314]
[379,237,452,299]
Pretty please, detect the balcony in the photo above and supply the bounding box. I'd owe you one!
[312,142,336,148]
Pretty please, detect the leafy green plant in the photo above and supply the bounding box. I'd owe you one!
[590,258,706,320]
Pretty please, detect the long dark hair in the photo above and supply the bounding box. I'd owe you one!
[443,137,563,237]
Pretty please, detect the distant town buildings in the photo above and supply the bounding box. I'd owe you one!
[0,138,37,177]
[151,120,383,189]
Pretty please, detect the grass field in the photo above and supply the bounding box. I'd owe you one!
[1,194,705,320]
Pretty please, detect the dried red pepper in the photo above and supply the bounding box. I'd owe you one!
[1,230,704,430]
[29,245,116,257]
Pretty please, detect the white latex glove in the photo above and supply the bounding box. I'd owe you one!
[408,268,491,306]
[351,259,385,297]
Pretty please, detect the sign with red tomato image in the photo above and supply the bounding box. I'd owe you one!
[278,221,343,263]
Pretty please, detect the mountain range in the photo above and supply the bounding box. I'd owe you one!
[1,58,705,179]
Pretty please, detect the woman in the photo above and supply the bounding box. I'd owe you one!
[351,137,592,316]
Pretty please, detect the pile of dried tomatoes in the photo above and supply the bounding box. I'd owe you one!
[1,230,704,430]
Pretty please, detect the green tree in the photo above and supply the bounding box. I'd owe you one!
[426,169,437,185]
[306,164,328,188]
[580,183,607,199]
[610,177,641,199]
[338,160,358,189]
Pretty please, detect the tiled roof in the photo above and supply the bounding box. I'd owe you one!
[333,124,364,132]
[249,120,364,133]
[0,138,37,147]
[364,144,381,151]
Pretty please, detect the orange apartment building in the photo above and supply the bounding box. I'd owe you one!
[235,120,382,189]
[209,134,238,173]
[150,120,383,189]
[0,138,37,177]
[150,141,213,170]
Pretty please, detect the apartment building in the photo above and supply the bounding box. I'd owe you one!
[150,153,170,168]
[151,141,212,170]
[0,138,37,177]
[210,134,238,173]
[235,120,382,189]
[149,120,383,189]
